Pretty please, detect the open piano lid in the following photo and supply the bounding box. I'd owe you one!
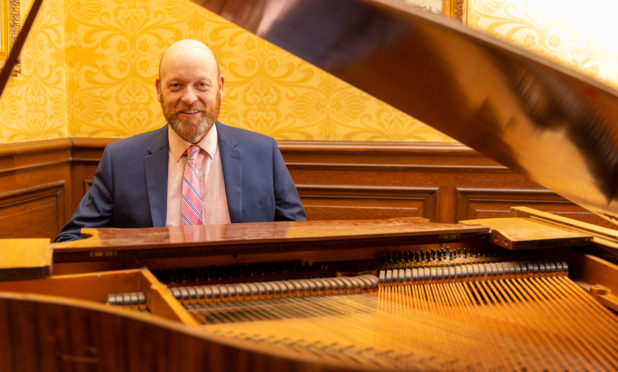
[194,0,618,226]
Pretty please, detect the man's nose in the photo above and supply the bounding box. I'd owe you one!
[181,88,198,104]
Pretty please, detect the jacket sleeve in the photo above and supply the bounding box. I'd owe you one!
[54,147,115,241]
[271,139,306,221]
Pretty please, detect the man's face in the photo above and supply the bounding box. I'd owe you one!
[156,51,223,143]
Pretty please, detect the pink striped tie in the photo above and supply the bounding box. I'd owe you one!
[181,145,203,226]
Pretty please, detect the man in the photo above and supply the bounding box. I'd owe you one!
[55,39,305,242]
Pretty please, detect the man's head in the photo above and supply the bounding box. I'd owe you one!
[156,39,224,144]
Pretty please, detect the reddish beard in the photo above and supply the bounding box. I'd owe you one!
[162,91,221,143]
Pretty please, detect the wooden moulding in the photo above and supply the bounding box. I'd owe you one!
[0,267,196,326]
[0,238,51,280]
[459,217,593,250]
[49,218,490,270]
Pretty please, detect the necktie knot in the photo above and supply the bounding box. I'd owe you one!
[187,145,200,161]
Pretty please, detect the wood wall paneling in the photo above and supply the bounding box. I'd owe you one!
[298,185,439,221]
[0,138,607,239]
[456,187,614,227]
[0,139,71,238]
[284,141,538,223]
[0,181,66,238]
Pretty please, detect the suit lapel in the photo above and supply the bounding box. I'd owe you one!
[144,126,169,226]
[217,122,243,222]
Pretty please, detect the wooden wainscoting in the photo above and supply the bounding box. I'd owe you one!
[0,138,608,240]
[0,139,71,239]
[282,141,605,225]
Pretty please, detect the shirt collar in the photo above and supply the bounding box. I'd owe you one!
[168,124,218,162]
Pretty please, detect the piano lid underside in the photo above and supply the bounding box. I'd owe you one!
[194,0,618,226]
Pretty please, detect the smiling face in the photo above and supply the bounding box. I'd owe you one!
[156,40,224,144]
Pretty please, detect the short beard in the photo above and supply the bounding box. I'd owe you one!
[162,91,221,143]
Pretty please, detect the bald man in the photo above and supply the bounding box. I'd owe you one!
[55,40,305,242]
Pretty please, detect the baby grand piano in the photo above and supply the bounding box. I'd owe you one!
[1,0,617,371]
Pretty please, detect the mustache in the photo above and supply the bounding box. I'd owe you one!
[175,105,206,112]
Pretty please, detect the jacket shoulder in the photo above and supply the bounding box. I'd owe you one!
[216,122,275,148]
[105,126,168,155]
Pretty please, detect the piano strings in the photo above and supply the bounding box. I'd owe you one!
[109,260,618,370]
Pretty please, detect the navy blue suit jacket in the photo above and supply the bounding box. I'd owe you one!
[55,122,305,241]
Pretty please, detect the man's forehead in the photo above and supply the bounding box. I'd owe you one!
[160,57,218,81]
[160,41,218,73]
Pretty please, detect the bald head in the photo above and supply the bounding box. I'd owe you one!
[159,39,220,80]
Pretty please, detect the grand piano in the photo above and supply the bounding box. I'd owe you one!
[0,0,617,371]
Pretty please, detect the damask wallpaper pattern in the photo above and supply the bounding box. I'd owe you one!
[64,0,451,141]
[467,0,618,89]
[0,0,67,142]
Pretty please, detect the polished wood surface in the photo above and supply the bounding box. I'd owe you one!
[0,291,354,372]
[196,0,618,224]
[0,238,51,280]
[0,139,71,239]
[460,217,592,250]
[0,268,197,324]
[1,214,617,370]
[54,217,484,249]
[50,218,488,271]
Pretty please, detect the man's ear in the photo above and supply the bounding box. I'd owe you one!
[219,75,225,98]
[155,78,161,102]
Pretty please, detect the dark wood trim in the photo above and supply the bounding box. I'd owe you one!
[0,138,608,239]
[0,138,71,175]
[297,184,439,221]
[0,180,66,237]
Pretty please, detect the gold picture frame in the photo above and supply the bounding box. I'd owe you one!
[0,0,20,74]
[443,0,467,23]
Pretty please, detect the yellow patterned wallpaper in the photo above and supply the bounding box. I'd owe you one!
[0,0,67,143]
[64,0,451,142]
[467,0,618,90]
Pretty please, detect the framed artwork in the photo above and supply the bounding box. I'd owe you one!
[400,0,468,22]
[443,0,468,22]
[0,0,19,74]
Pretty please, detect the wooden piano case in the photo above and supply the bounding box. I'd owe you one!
[0,214,616,371]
